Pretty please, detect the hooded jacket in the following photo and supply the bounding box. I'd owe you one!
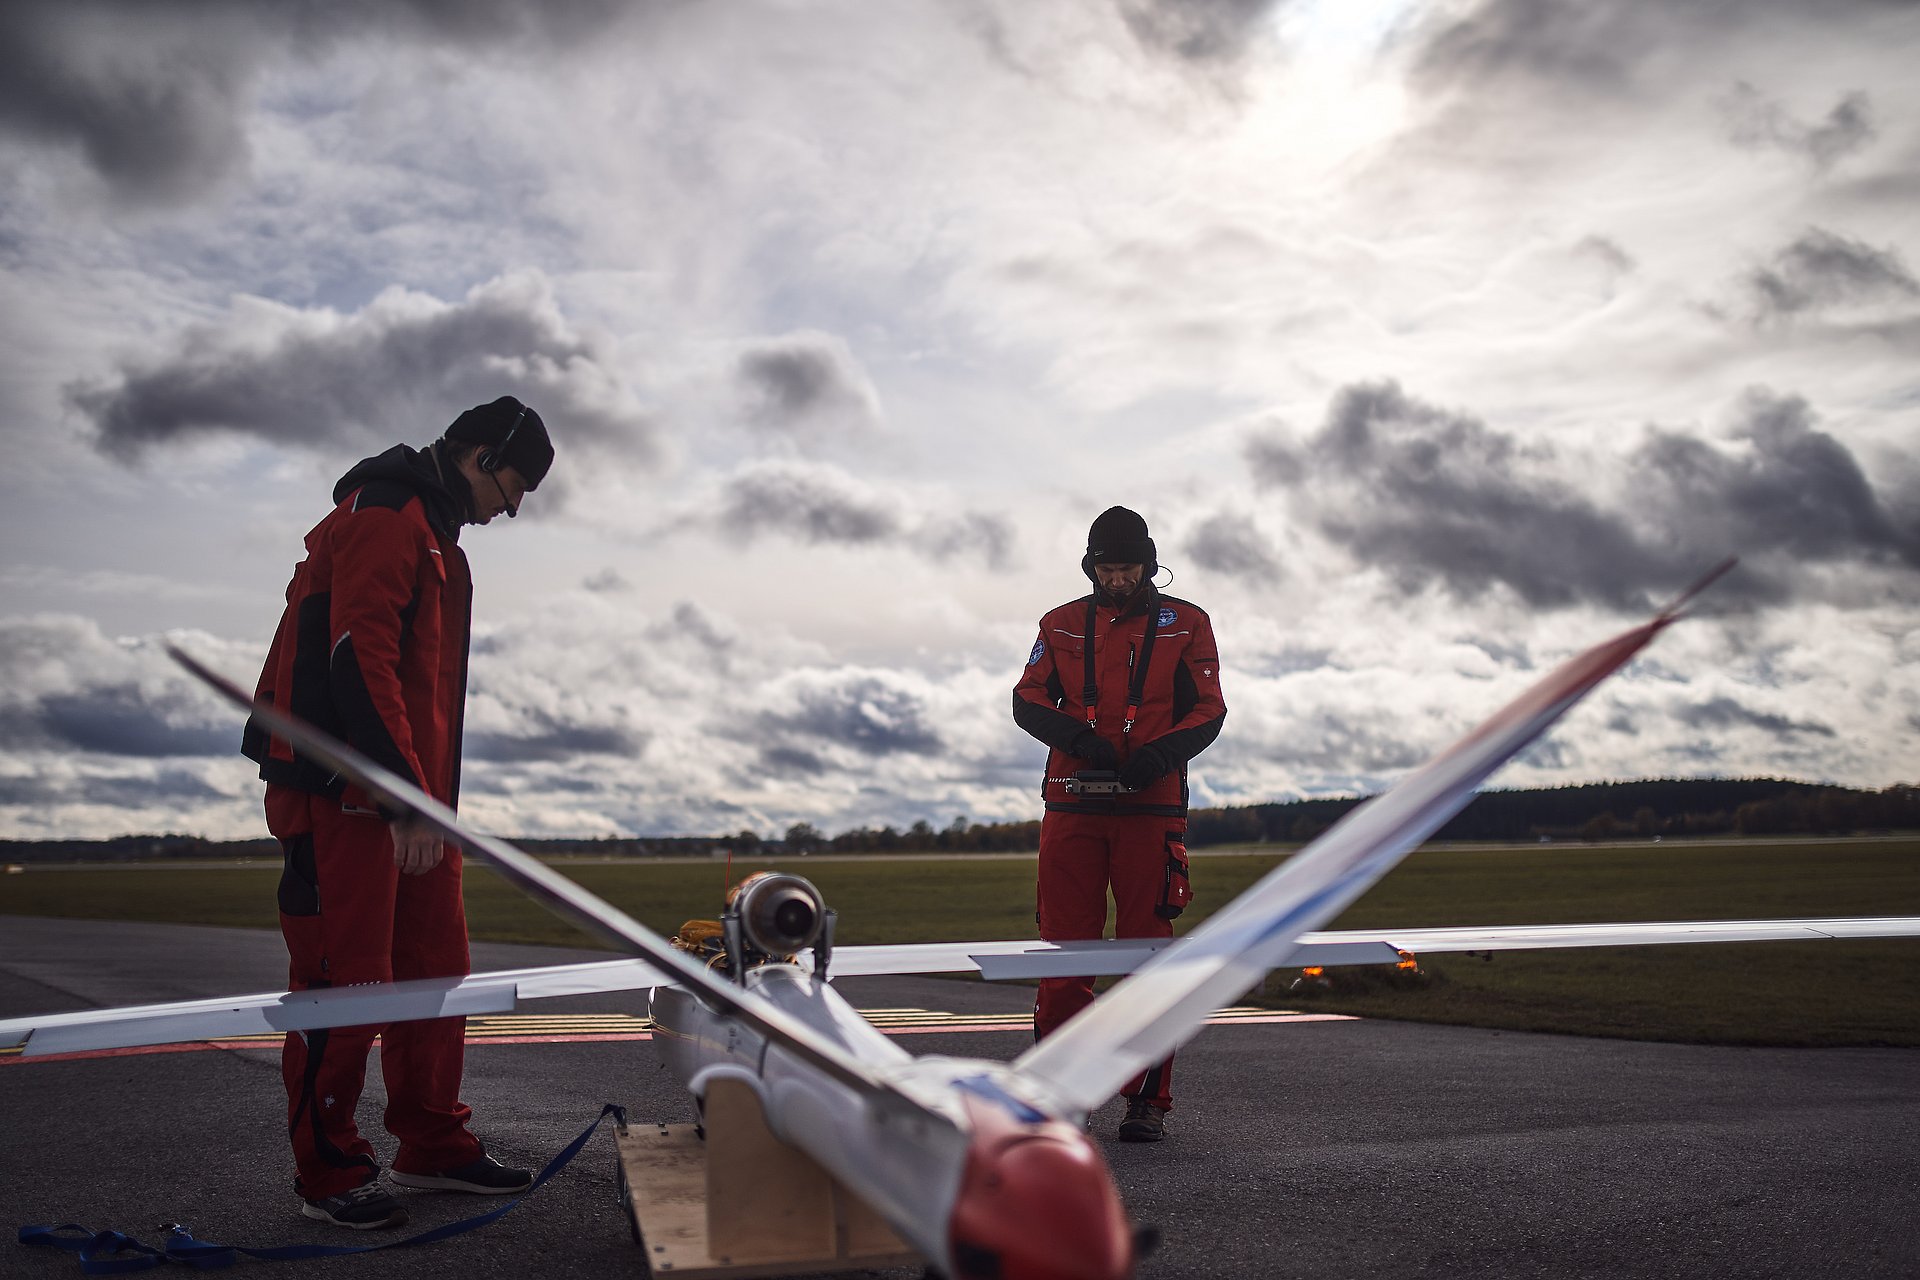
[243,444,472,811]
[1013,584,1225,817]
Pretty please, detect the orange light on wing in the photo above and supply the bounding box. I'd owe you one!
[1396,949,1420,972]
[1301,966,1324,978]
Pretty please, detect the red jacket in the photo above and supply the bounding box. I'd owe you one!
[244,444,473,811]
[1013,587,1225,816]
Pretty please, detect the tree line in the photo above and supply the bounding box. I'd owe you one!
[4,779,1912,864]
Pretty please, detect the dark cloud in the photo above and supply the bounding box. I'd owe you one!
[1410,0,1907,99]
[1632,389,1920,578]
[1246,380,1920,610]
[0,768,225,808]
[706,462,1012,567]
[0,683,230,759]
[0,0,629,205]
[912,513,1015,571]
[1573,234,1635,276]
[1254,714,1429,776]
[1247,380,1673,608]
[1183,511,1279,578]
[582,568,632,594]
[1676,695,1836,740]
[736,332,879,435]
[1720,82,1875,170]
[1408,1,1659,96]
[1118,0,1281,67]
[464,716,646,764]
[35,687,234,757]
[715,464,900,546]
[66,274,653,464]
[1744,227,1920,319]
[751,673,943,759]
[757,745,830,778]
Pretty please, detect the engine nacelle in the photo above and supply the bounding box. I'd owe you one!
[731,871,828,959]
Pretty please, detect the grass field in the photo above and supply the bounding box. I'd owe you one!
[4,837,1916,1047]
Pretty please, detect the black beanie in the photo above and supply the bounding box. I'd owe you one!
[1082,506,1157,582]
[444,396,555,489]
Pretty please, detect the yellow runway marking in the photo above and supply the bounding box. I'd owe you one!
[2,1005,1354,1063]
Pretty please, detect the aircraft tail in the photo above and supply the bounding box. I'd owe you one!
[1013,604,1690,1112]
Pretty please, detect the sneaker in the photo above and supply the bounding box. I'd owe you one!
[1117,1097,1167,1143]
[301,1181,409,1230]
[390,1153,532,1195]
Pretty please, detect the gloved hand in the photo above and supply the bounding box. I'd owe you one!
[1118,743,1170,791]
[1069,730,1118,770]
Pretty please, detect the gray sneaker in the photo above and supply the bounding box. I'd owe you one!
[301,1181,409,1230]
[1117,1097,1167,1143]
[391,1153,532,1195]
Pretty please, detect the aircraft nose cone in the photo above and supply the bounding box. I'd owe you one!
[947,1127,1133,1280]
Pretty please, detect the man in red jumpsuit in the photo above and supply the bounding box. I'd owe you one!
[1013,506,1226,1142]
[243,396,554,1228]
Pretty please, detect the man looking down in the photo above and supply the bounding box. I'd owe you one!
[243,396,554,1228]
[1012,505,1226,1142]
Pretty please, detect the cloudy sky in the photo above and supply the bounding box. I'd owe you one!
[2,0,1915,842]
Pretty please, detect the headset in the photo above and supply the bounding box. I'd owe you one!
[477,404,528,517]
[477,404,528,474]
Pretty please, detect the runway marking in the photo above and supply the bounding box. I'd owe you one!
[1,1005,1356,1065]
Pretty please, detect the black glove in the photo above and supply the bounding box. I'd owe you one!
[1118,743,1170,791]
[1068,730,1118,770]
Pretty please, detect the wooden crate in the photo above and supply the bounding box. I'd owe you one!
[616,1078,925,1278]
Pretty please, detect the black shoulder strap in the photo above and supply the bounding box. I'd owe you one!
[1082,595,1162,735]
[1081,598,1099,730]
[1123,600,1161,736]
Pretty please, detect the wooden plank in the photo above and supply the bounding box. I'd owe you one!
[615,1091,923,1279]
[704,1078,836,1261]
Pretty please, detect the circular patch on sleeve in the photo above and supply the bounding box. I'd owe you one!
[1027,638,1046,666]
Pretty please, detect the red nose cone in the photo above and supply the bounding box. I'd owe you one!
[947,1109,1132,1280]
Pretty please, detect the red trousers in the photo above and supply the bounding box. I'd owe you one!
[266,787,481,1199]
[1033,811,1182,1111]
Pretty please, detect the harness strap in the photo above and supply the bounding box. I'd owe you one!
[1124,602,1162,736]
[1081,595,1162,734]
[19,1104,627,1273]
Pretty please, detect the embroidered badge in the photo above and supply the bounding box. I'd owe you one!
[1027,638,1046,666]
[1157,607,1177,626]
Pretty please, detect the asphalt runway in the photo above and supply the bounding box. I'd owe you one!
[3,916,1916,1279]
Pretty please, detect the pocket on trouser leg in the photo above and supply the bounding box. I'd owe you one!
[1155,831,1191,920]
[278,831,321,917]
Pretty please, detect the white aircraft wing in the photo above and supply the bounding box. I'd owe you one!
[1014,600,1693,1111]
[825,936,1404,978]
[168,647,910,1102]
[12,913,1911,1057]
[1371,916,1920,952]
[0,958,669,1057]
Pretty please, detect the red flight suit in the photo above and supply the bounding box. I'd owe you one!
[245,444,482,1199]
[1013,586,1225,1111]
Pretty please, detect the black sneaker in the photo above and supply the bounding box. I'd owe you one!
[1117,1098,1167,1143]
[390,1153,532,1195]
[301,1181,409,1230]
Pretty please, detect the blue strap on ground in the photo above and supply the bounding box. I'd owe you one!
[18,1103,626,1273]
